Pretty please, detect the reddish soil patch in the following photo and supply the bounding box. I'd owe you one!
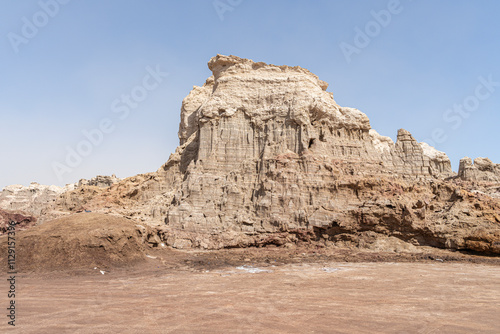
[0,213,150,272]
[0,209,36,235]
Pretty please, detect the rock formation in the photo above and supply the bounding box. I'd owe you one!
[459,157,500,183]
[178,55,453,179]
[78,174,121,188]
[2,55,499,255]
[0,182,76,217]
[0,175,120,224]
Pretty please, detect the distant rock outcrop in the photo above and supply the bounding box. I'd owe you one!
[458,157,500,182]
[78,174,121,188]
[0,182,75,217]
[0,175,120,226]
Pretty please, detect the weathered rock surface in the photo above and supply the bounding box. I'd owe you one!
[0,209,37,235]
[3,55,500,255]
[0,175,120,226]
[459,157,500,182]
[0,182,75,217]
[78,174,122,188]
[178,55,453,179]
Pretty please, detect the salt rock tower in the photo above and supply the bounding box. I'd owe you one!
[160,55,456,248]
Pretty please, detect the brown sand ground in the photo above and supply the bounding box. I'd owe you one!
[2,249,500,334]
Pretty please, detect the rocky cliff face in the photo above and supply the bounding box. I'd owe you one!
[178,55,452,179]
[162,55,470,249]
[3,55,499,254]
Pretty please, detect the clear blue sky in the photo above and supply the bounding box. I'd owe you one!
[1,0,499,188]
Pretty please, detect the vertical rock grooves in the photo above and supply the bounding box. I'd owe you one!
[3,55,499,254]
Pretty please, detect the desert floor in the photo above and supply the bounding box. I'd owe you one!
[2,247,500,334]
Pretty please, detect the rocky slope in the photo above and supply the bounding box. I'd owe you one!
[2,55,499,254]
[0,213,157,270]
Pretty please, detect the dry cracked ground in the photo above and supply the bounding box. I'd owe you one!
[2,247,500,334]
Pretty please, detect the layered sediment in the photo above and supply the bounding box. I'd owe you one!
[1,55,499,254]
